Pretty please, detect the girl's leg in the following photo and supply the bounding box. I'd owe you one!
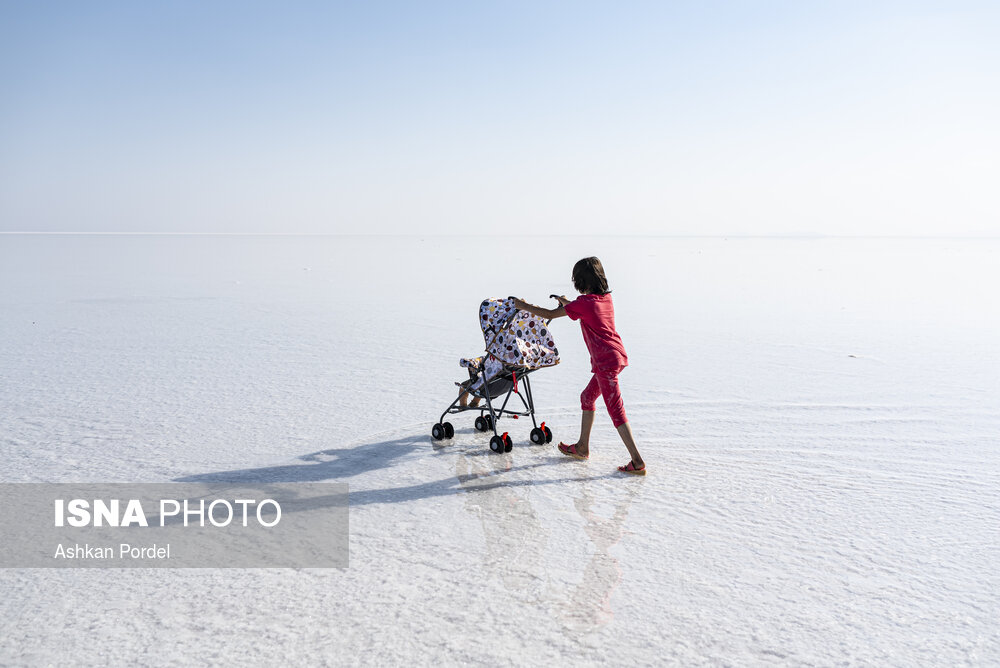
[564,375,601,457]
[576,410,596,457]
[596,369,644,468]
[616,422,644,469]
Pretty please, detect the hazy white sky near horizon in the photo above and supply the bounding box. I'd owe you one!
[1,1,998,236]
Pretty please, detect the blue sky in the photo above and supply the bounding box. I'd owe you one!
[1,1,998,235]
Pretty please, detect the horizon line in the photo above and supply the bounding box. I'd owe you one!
[2,232,999,240]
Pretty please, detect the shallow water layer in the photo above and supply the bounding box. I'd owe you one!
[1,235,998,665]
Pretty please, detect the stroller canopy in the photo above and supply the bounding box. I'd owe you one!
[480,298,560,370]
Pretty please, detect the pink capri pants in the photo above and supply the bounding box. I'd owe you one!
[580,366,628,427]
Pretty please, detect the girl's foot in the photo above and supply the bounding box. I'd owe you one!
[470,397,481,408]
[618,460,646,475]
[558,443,589,460]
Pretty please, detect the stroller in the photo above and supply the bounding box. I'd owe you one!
[431,298,559,452]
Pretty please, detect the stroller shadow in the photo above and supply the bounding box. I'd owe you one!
[173,433,618,507]
[174,435,425,484]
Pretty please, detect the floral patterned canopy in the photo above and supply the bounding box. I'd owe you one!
[458,298,560,393]
[479,298,560,370]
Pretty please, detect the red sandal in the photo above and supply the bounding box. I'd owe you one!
[558,443,589,460]
[618,460,646,475]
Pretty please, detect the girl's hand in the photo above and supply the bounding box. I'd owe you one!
[553,295,570,306]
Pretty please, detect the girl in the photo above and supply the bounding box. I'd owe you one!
[512,257,646,475]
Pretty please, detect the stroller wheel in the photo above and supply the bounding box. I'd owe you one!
[475,416,487,432]
[484,415,494,430]
[503,433,513,452]
[530,427,546,445]
[543,425,553,443]
[443,422,454,438]
[489,435,504,452]
[431,423,445,440]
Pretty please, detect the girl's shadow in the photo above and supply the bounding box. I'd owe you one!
[174,434,616,507]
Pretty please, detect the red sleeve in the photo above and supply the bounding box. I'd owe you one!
[564,298,583,321]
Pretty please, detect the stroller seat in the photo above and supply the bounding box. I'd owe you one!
[459,371,514,399]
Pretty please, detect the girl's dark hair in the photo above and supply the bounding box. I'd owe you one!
[572,257,610,295]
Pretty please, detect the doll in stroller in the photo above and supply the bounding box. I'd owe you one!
[431,297,559,452]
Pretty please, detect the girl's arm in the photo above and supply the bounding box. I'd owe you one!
[511,297,566,320]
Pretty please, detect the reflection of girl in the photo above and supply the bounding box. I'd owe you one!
[512,257,646,475]
[560,486,636,631]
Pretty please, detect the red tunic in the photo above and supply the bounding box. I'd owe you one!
[564,293,628,373]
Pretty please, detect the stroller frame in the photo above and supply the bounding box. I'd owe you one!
[433,364,551,451]
[440,363,539,431]
[431,302,556,451]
